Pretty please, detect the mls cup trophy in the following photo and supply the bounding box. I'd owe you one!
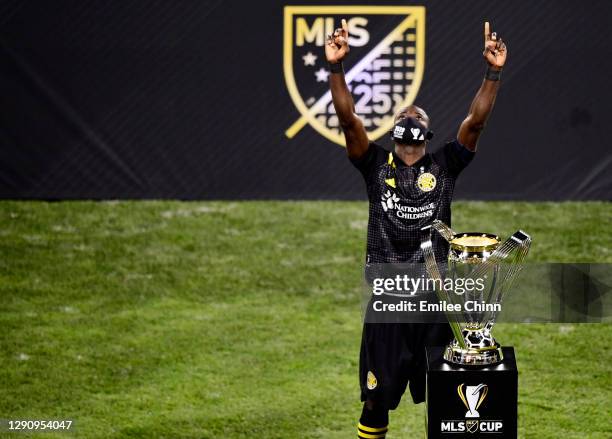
[421,220,531,366]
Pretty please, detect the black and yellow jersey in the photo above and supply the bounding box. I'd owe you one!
[350,139,475,264]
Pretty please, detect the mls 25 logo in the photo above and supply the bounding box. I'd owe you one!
[283,6,425,146]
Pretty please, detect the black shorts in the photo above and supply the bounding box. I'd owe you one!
[359,321,453,409]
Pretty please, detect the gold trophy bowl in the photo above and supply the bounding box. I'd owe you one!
[421,221,531,366]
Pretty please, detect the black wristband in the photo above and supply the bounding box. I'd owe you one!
[329,62,344,74]
[485,66,502,81]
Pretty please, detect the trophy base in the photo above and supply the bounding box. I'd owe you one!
[426,347,518,438]
[444,326,504,366]
[443,344,504,366]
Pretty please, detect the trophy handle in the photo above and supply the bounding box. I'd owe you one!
[431,219,456,242]
[421,223,466,349]
[472,230,532,326]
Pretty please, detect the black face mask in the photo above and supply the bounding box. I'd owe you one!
[390,117,434,145]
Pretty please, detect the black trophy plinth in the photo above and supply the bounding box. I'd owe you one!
[425,347,518,438]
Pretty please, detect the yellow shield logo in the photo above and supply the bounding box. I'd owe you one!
[283,6,426,146]
[366,371,378,390]
[417,172,437,192]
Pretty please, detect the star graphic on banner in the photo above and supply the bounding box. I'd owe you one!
[314,67,329,82]
[302,51,317,66]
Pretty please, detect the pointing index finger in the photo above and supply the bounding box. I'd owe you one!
[484,21,490,42]
[341,18,349,36]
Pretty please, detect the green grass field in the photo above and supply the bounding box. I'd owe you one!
[1,201,611,438]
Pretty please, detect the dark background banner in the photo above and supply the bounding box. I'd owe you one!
[1,0,610,200]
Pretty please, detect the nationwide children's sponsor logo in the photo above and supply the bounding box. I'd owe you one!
[381,190,435,219]
[283,6,425,146]
[440,383,504,434]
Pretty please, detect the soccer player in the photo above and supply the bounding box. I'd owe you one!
[325,20,507,438]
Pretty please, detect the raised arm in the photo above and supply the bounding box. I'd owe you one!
[457,21,507,151]
[326,19,369,159]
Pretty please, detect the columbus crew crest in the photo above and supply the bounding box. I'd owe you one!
[283,6,426,146]
[366,371,378,390]
[417,172,436,192]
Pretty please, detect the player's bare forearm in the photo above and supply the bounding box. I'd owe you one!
[469,74,500,119]
[457,77,500,150]
[326,19,369,159]
[330,75,368,158]
[330,72,356,127]
[457,22,507,151]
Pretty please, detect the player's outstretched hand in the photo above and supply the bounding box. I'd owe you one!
[483,21,507,68]
[325,19,350,64]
